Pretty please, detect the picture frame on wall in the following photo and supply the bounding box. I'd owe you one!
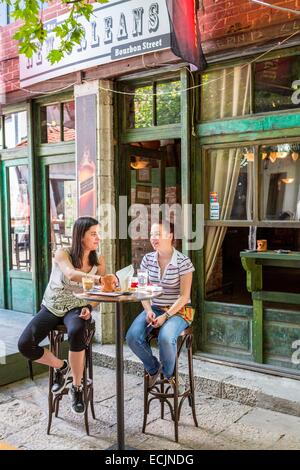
[137,165,151,182]
[136,185,152,204]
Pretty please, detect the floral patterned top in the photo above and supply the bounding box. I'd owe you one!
[42,248,97,317]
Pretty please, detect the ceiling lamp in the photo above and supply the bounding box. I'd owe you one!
[292,152,299,161]
[130,156,149,169]
[277,152,288,159]
[281,178,294,184]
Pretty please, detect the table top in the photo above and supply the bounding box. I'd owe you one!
[240,250,300,261]
[74,288,163,303]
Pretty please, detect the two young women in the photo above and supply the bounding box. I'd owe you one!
[18,217,194,414]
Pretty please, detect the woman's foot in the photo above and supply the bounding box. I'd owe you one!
[51,360,71,394]
[147,365,162,389]
[70,385,85,414]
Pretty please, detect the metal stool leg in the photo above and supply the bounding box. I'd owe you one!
[187,335,198,428]
[88,343,96,420]
[142,373,149,433]
[174,355,179,443]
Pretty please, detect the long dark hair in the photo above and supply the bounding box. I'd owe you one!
[70,217,100,269]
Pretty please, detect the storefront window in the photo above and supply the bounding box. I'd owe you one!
[4,111,27,148]
[63,101,75,142]
[206,227,251,304]
[259,143,300,221]
[156,80,181,126]
[201,65,251,121]
[49,162,76,253]
[41,101,75,143]
[127,85,153,129]
[9,166,31,271]
[254,56,300,113]
[41,104,60,143]
[206,146,254,221]
[125,79,181,128]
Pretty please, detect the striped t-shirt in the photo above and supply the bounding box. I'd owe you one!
[140,249,195,307]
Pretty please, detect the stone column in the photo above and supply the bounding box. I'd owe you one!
[75,79,116,343]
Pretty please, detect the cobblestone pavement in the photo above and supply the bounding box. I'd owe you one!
[1,366,300,450]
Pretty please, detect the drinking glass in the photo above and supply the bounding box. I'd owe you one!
[82,275,94,292]
[137,269,148,289]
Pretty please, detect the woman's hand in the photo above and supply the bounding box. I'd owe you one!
[152,314,167,328]
[146,310,156,325]
[79,307,91,321]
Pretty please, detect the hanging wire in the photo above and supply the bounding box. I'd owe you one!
[2,15,300,98]
[250,0,300,15]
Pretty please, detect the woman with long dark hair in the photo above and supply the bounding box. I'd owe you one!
[18,217,110,414]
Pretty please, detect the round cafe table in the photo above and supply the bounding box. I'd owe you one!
[75,288,163,450]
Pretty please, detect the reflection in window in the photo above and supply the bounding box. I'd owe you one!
[127,85,153,129]
[156,81,181,126]
[41,104,60,143]
[206,227,251,305]
[41,101,75,143]
[207,147,253,220]
[254,56,300,113]
[63,101,75,141]
[9,166,31,271]
[125,80,182,128]
[4,111,27,148]
[260,143,300,221]
[49,163,76,254]
[201,65,251,121]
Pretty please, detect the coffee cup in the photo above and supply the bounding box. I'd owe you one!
[101,274,116,292]
[82,275,94,292]
[257,239,267,252]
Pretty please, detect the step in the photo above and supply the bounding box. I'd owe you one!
[92,343,300,418]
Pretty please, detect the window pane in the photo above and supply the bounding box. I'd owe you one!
[126,85,153,128]
[49,163,76,254]
[41,104,61,143]
[63,101,75,142]
[4,111,27,148]
[156,80,181,125]
[201,65,251,121]
[207,147,254,220]
[260,143,300,221]
[206,227,251,305]
[254,56,300,113]
[9,166,31,271]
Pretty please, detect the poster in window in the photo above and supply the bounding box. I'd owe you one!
[136,185,151,204]
[76,94,97,217]
[137,166,151,183]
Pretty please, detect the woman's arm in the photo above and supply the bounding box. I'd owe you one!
[166,272,193,316]
[97,254,106,277]
[152,272,193,328]
[54,249,101,284]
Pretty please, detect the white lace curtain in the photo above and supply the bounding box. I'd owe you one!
[205,64,252,285]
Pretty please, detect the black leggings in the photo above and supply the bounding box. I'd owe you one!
[18,305,90,361]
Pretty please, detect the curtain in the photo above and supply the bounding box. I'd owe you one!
[205,64,251,286]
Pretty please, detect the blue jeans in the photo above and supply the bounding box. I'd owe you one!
[126,306,189,379]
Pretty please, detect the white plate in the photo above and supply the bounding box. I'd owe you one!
[88,290,125,296]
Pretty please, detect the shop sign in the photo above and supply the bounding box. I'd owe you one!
[20,0,171,87]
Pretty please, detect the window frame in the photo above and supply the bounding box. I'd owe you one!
[199,47,300,123]
[35,92,75,146]
[203,137,300,229]
[119,73,182,130]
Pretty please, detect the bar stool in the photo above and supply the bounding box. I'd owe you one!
[142,326,198,442]
[47,320,96,436]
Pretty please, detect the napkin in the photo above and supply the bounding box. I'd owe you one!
[116,265,134,291]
